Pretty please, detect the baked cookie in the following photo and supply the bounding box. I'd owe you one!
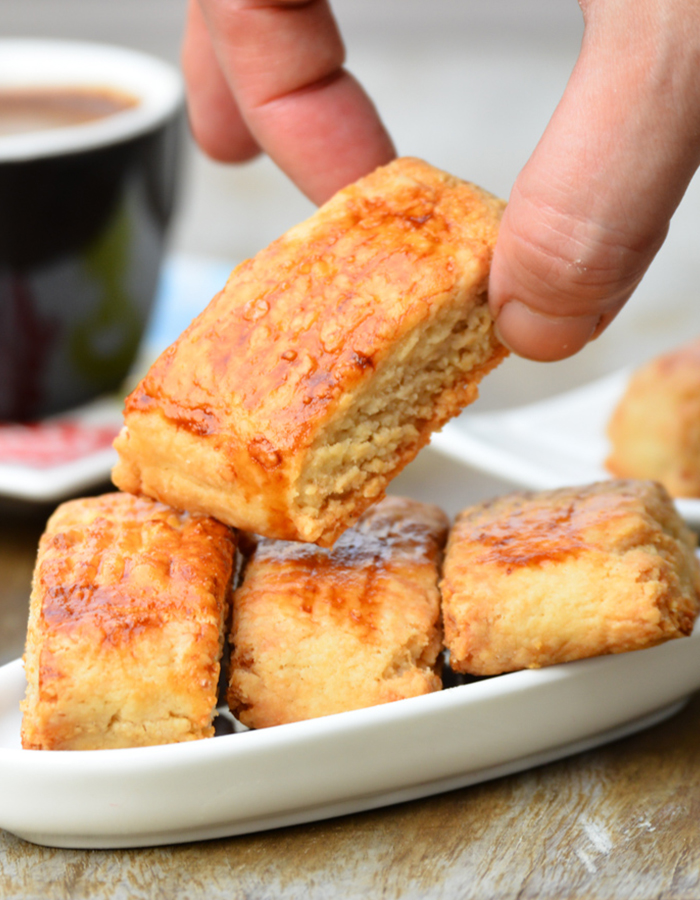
[112,157,507,546]
[21,492,236,750]
[607,340,700,497]
[228,496,448,727]
[441,480,700,675]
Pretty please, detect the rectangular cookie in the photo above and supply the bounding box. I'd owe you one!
[441,480,700,675]
[228,496,448,728]
[112,157,507,546]
[21,492,236,750]
[606,339,700,497]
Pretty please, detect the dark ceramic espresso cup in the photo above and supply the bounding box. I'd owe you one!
[0,39,183,421]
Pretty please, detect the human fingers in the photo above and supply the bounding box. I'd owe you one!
[195,0,396,204]
[181,0,261,162]
[489,0,700,362]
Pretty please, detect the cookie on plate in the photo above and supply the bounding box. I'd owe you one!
[228,496,448,728]
[21,492,236,750]
[607,340,700,497]
[441,480,700,675]
[112,157,507,547]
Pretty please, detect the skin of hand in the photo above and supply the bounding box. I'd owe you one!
[181,0,396,203]
[182,0,700,362]
[489,0,700,360]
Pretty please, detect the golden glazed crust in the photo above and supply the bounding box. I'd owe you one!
[112,157,507,546]
[607,340,700,497]
[227,496,448,728]
[441,480,700,676]
[21,493,236,750]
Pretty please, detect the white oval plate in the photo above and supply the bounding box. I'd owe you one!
[430,370,700,529]
[2,619,699,849]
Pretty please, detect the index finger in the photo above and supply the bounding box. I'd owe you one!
[182,0,261,163]
[195,0,396,203]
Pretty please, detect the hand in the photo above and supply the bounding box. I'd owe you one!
[183,0,700,364]
[181,0,396,205]
[488,0,700,360]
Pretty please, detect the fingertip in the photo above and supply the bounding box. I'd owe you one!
[494,301,601,362]
[188,113,262,164]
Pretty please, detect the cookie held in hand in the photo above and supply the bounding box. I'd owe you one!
[113,157,507,546]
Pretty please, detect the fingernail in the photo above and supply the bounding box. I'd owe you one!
[494,300,601,362]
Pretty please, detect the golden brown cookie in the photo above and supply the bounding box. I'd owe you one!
[228,496,448,727]
[21,492,236,750]
[441,480,700,675]
[112,157,507,546]
[607,340,700,497]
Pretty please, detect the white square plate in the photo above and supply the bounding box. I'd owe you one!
[430,370,700,528]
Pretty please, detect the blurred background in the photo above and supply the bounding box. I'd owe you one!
[6,0,700,410]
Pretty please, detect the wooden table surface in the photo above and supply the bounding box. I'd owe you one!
[1,463,700,900]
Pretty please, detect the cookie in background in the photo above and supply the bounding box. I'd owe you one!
[21,493,235,750]
[607,340,700,497]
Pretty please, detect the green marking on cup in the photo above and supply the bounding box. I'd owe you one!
[70,204,142,389]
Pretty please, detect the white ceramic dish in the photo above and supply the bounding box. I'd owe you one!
[0,255,232,504]
[430,370,700,528]
[2,616,699,849]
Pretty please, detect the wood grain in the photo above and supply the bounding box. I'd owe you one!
[2,503,700,899]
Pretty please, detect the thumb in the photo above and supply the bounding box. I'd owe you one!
[489,0,700,362]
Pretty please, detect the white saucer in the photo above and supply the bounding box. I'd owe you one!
[2,617,700,849]
[0,397,123,502]
[430,370,700,528]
